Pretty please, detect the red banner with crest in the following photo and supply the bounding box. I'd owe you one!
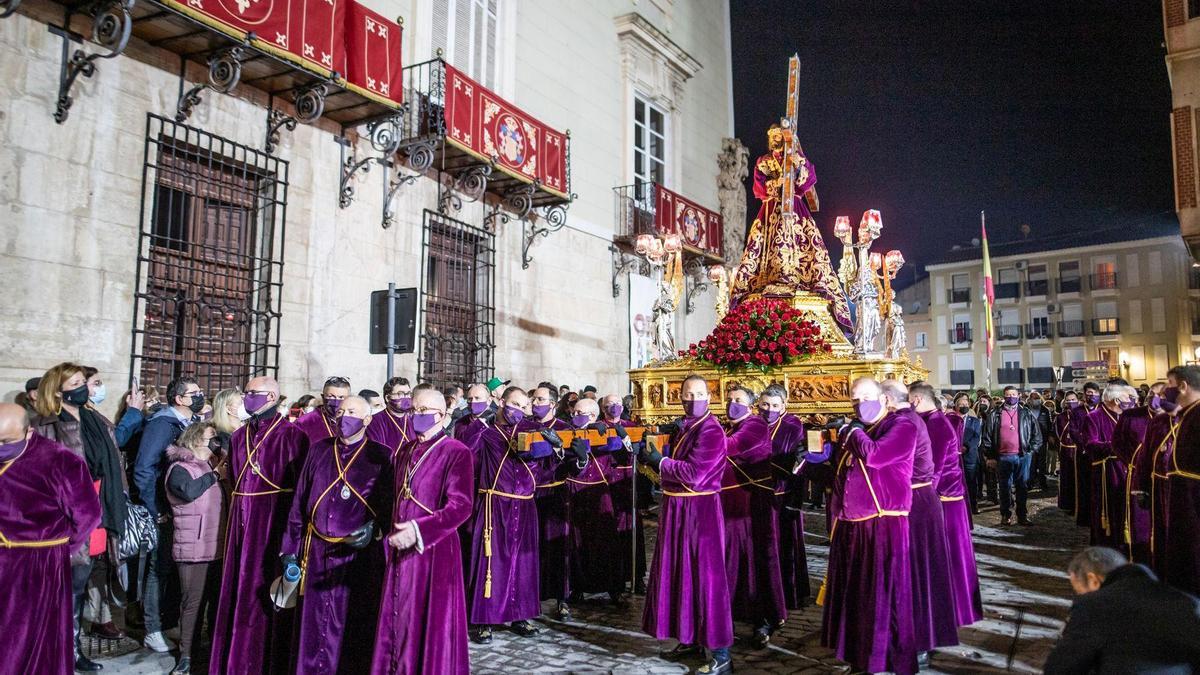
[443,64,569,199]
[654,184,722,257]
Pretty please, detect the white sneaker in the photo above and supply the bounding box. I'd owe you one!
[143,631,171,653]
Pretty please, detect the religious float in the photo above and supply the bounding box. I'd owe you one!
[629,55,926,424]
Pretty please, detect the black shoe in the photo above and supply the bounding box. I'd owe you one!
[665,643,704,660]
[74,655,103,672]
[634,580,647,595]
[88,621,125,641]
[556,602,573,622]
[469,626,492,644]
[751,625,771,649]
[1018,518,1034,526]
[170,657,191,675]
[610,591,628,608]
[510,620,540,637]
[697,655,733,673]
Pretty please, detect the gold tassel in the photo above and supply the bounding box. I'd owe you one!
[484,570,493,599]
[815,579,827,607]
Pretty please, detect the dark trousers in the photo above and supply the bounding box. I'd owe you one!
[72,560,93,660]
[998,454,1032,521]
[962,454,981,514]
[176,560,221,659]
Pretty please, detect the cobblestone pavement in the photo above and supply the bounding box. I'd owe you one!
[90,485,1083,674]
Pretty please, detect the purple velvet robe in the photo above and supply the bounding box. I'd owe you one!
[367,409,413,459]
[1129,412,1173,566]
[451,414,489,454]
[466,422,540,625]
[721,414,786,626]
[1111,406,1153,558]
[898,408,957,651]
[211,413,308,675]
[1151,413,1182,577]
[823,412,917,675]
[1070,406,1095,527]
[567,443,622,596]
[452,414,489,590]
[768,413,811,608]
[1165,401,1200,595]
[945,410,965,446]
[281,435,391,674]
[295,407,338,445]
[1083,406,1122,547]
[2,433,101,675]
[642,413,734,650]
[605,418,646,594]
[371,431,474,675]
[1056,411,1077,515]
[920,409,982,627]
[527,416,572,602]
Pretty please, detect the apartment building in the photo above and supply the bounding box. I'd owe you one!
[920,222,1195,391]
[1165,0,1200,259]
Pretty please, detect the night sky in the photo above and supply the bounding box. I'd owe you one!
[730,1,1175,279]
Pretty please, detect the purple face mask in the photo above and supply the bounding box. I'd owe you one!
[503,405,525,425]
[854,399,884,424]
[0,437,27,462]
[1066,399,1081,409]
[469,401,490,416]
[1004,396,1020,407]
[605,403,623,419]
[389,396,412,413]
[532,404,553,420]
[1149,395,1162,410]
[1118,399,1137,411]
[1164,386,1181,404]
[727,401,750,420]
[244,392,272,415]
[411,412,441,435]
[571,413,590,429]
[1086,393,1100,406]
[682,399,708,418]
[338,415,365,439]
[326,398,343,415]
[761,409,781,425]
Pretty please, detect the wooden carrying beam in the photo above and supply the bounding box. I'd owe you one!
[516,426,662,452]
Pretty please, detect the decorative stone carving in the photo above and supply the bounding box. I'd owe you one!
[717,137,749,268]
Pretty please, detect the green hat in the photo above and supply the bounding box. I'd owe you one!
[486,377,510,392]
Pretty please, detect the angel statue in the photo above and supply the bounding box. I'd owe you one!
[851,263,882,355]
[886,291,906,360]
[651,282,678,361]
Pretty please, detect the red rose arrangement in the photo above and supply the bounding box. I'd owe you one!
[677,297,832,372]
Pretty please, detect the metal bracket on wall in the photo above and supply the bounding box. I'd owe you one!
[51,0,134,124]
[521,199,573,270]
[437,162,492,214]
[174,46,244,123]
[482,183,536,232]
[264,105,296,155]
[338,115,417,228]
[682,257,711,314]
[610,245,638,298]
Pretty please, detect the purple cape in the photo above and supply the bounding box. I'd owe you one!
[642,413,733,650]
[1129,412,1173,566]
[371,431,474,675]
[823,412,917,675]
[2,433,100,675]
[1083,406,1121,546]
[294,408,338,445]
[768,413,811,608]
[1165,400,1200,595]
[1056,412,1077,515]
[281,435,392,674]
[367,409,413,458]
[465,422,540,624]
[211,413,308,675]
[721,414,786,626]
[920,409,982,627]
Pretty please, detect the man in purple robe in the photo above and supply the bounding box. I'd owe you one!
[527,385,573,618]
[466,387,550,643]
[564,397,625,604]
[367,377,415,458]
[640,374,733,674]
[211,376,309,675]
[1111,383,1160,558]
[1056,391,1082,516]
[371,387,475,675]
[758,384,810,611]
[1164,365,1200,595]
[601,393,646,596]
[1129,391,1176,566]
[452,383,493,451]
[1072,382,1103,528]
[1082,385,1131,547]
[0,403,101,675]
[911,384,982,628]
[818,377,917,675]
[882,379,957,658]
[281,396,391,674]
[721,385,786,648]
[294,376,352,444]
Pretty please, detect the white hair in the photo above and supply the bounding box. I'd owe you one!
[1101,385,1135,403]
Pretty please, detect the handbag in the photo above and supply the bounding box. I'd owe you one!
[118,499,159,561]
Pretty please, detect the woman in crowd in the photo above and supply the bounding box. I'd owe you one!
[209,388,246,455]
[163,421,227,675]
[32,362,129,673]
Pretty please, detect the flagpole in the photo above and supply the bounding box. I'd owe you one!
[982,210,993,392]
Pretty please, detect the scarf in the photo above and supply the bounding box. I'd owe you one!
[70,407,127,539]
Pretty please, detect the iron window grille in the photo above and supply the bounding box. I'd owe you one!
[418,209,496,388]
[130,113,287,394]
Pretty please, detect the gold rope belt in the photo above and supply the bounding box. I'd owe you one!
[0,533,69,548]
[662,489,716,497]
[939,495,964,502]
[911,481,932,489]
[478,487,533,599]
[298,523,349,595]
[536,480,565,488]
[816,510,908,607]
[231,488,293,497]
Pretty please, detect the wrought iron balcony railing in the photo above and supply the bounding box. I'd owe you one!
[1090,272,1118,291]
[612,183,723,262]
[1058,320,1087,337]
[948,326,973,344]
[997,368,1025,384]
[949,288,972,304]
[1026,366,1056,384]
[1024,279,1049,296]
[1058,277,1082,294]
[994,282,1020,300]
[996,324,1023,341]
[950,370,975,386]
[1025,322,1053,340]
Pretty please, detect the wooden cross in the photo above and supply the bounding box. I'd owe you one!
[780,53,819,220]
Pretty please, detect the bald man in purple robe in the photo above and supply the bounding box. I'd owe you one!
[372,387,475,674]
[759,384,811,610]
[1111,385,1159,558]
[911,384,982,628]
[721,385,786,648]
[451,384,493,452]
[295,376,351,444]
[0,403,101,674]
[820,377,917,675]
[368,377,416,458]
[281,396,392,674]
[883,379,957,656]
[211,376,309,675]
[640,375,733,674]
[1164,365,1200,595]
[1082,387,1129,547]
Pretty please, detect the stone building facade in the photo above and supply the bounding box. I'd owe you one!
[0,0,739,411]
